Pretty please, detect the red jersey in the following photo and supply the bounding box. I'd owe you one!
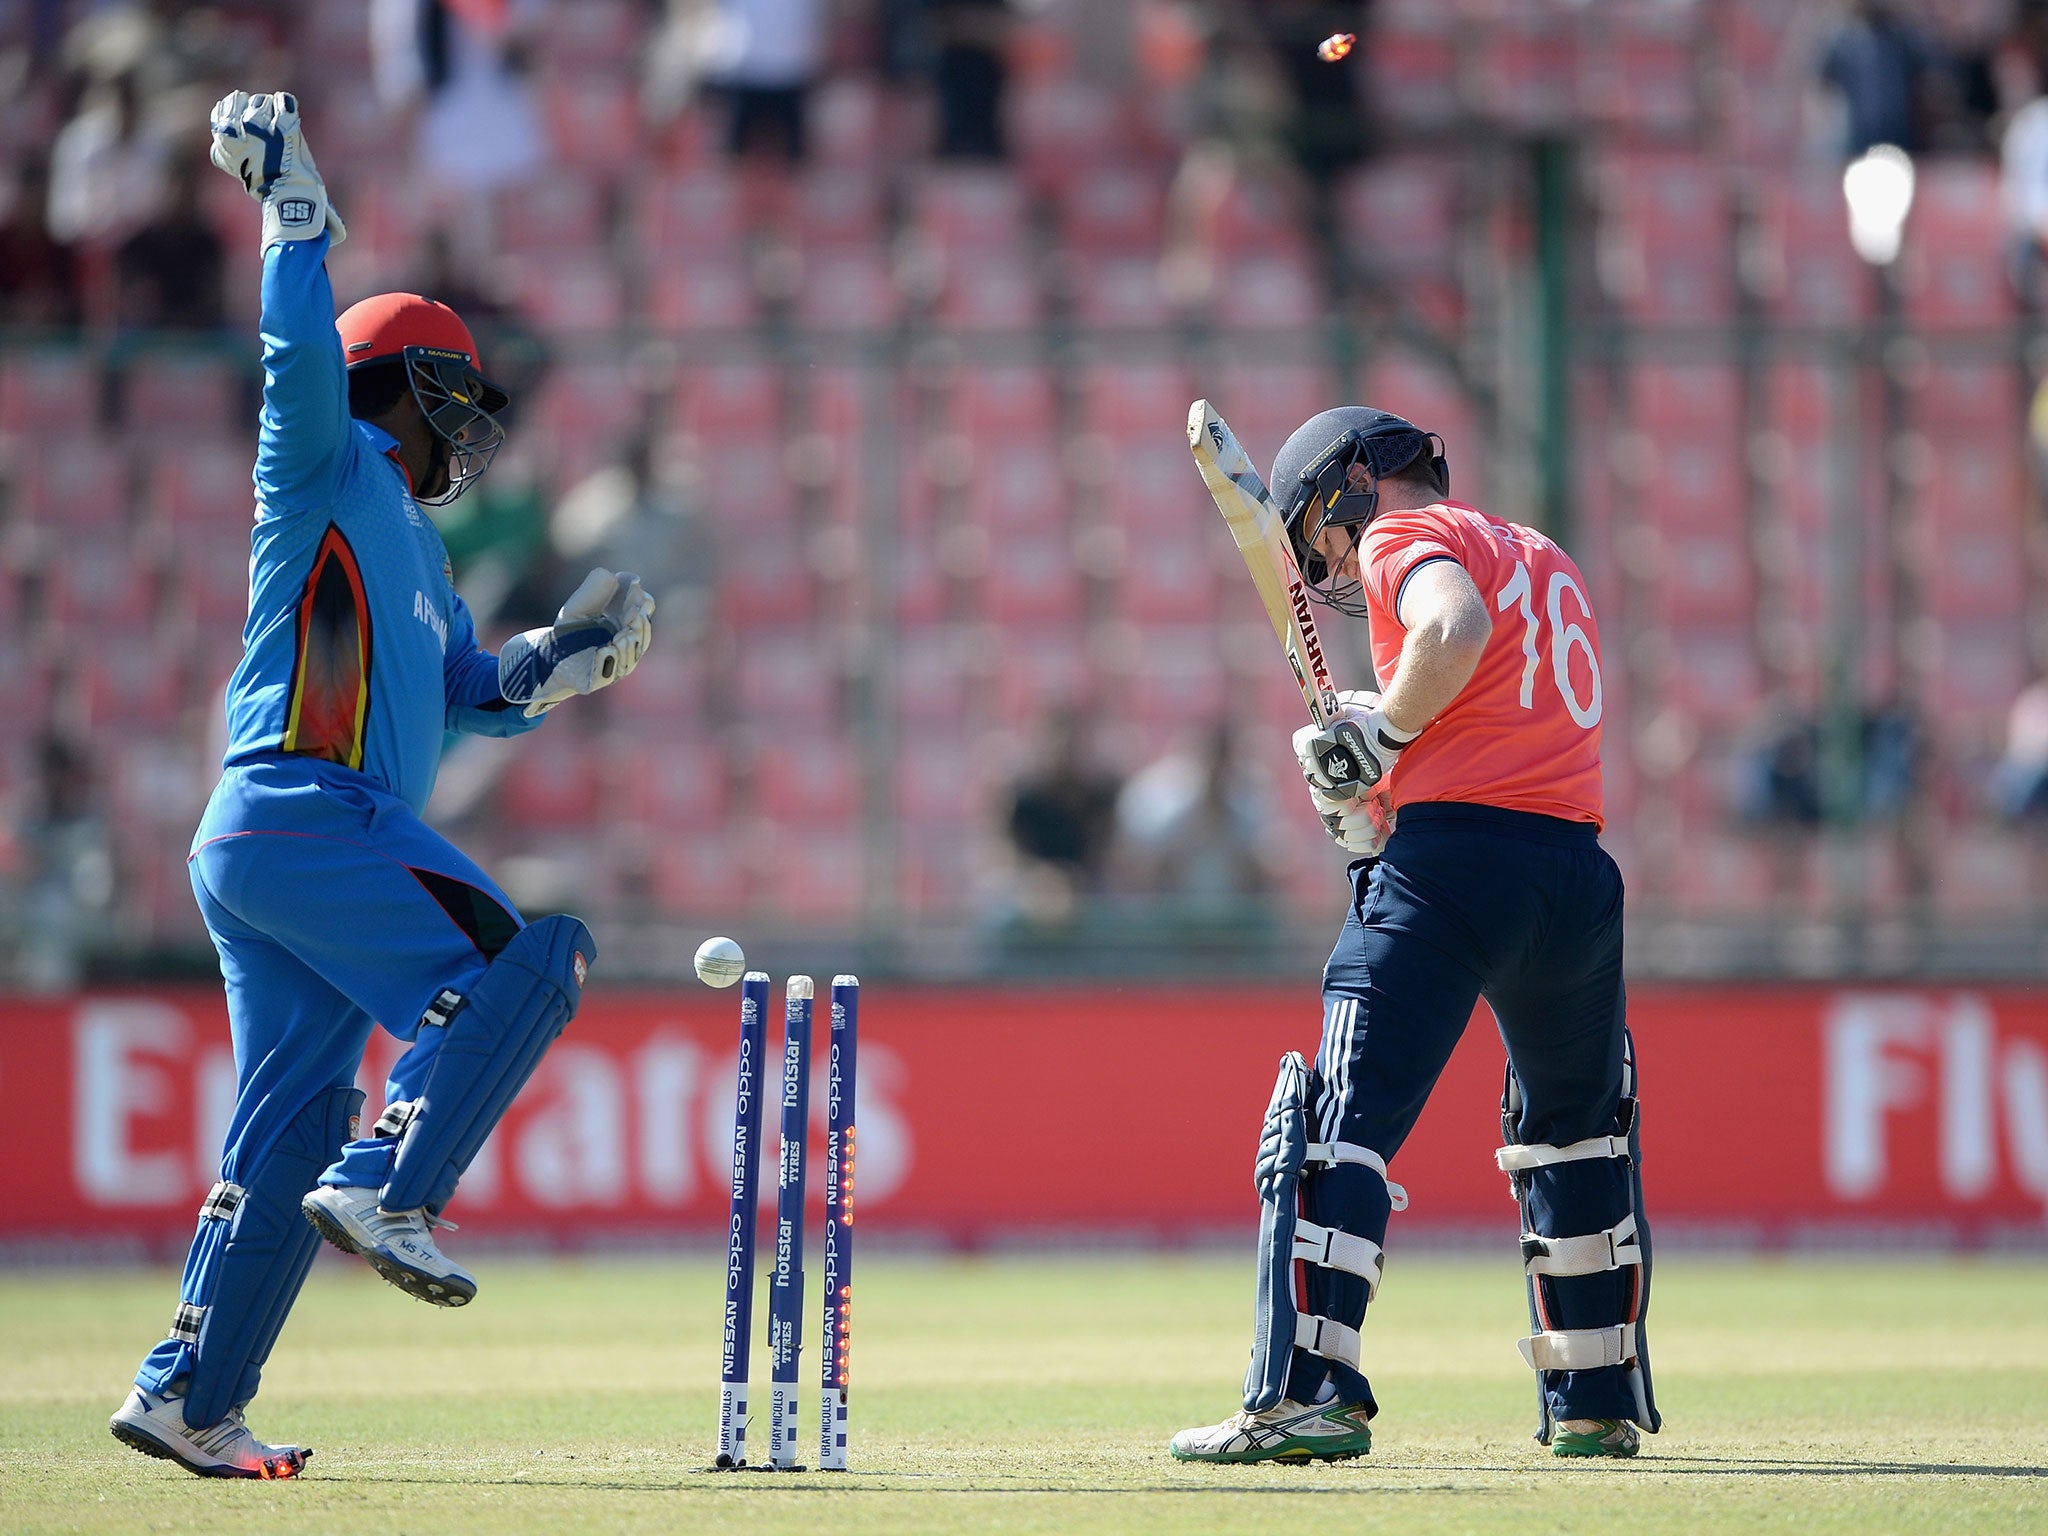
[1358,500,1606,828]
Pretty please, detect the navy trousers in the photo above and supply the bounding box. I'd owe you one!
[1303,801,1644,1423]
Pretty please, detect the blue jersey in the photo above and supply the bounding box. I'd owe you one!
[220,233,540,814]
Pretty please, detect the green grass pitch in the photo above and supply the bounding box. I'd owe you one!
[2,1254,2043,1535]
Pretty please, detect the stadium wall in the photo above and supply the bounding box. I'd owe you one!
[5,985,2046,1257]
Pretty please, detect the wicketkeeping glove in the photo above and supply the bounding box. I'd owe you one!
[208,90,347,251]
[1292,688,1420,800]
[498,569,656,719]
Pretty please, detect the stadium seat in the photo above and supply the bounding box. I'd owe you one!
[908,167,1029,252]
[1206,360,1336,455]
[1645,527,1755,627]
[82,647,187,730]
[1366,19,1459,130]
[1579,9,1699,134]
[498,732,604,830]
[987,528,1085,623]
[648,828,749,914]
[812,76,882,166]
[945,364,1059,438]
[120,354,242,435]
[791,249,901,332]
[674,362,782,438]
[149,439,256,530]
[1336,154,1459,274]
[647,257,759,330]
[1932,829,2031,917]
[937,252,1044,331]
[495,178,608,254]
[533,0,642,68]
[1118,532,1219,624]
[1208,174,1310,258]
[896,627,980,722]
[633,170,747,257]
[46,538,155,632]
[1012,78,1133,183]
[795,167,885,249]
[541,74,644,169]
[1469,19,1577,131]
[1922,622,2027,734]
[1899,163,2015,329]
[1078,361,1191,438]
[733,632,838,721]
[0,348,98,433]
[182,538,251,629]
[604,644,705,725]
[759,823,864,922]
[1746,169,1872,324]
[503,254,626,334]
[1213,250,1322,330]
[1920,518,2025,622]
[1904,361,2023,433]
[16,435,127,529]
[990,626,1092,717]
[752,729,859,824]
[1067,253,1176,328]
[1630,362,1741,434]
[1658,627,1763,725]
[1056,163,1167,253]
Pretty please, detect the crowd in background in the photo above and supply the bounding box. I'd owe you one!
[4,0,2048,984]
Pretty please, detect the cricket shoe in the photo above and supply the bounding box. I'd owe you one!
[109,1386,310,1479]
[1552,1418,1640,1458]
[1169,1398,1373,1464]
[302,1184,476,1306]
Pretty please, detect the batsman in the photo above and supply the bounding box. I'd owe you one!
[110,93,656,1478]
[1173,407,1659,1463]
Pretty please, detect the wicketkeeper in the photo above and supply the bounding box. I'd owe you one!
[1172,407,1660,1463]
[111,92,657,1478]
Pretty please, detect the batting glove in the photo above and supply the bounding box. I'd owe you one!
[1292,688,1420,801]
[209,90,347,250]
[1311,786,1395,857]
[498,569,657,719]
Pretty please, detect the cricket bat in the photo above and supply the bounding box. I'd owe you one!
[1188,400,1341,729]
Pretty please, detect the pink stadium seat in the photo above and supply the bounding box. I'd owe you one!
[896,628,979,721]
[1900,163,2015,329]
[0,349,97,433]
[1469,20,1577,131]
[1336,155,1458,272]
[990,627,1092,717]
[1205,361,1335,457]
[17,436,126,529]
[1068,254,1175,328]
[150,439,255,529]
[1933,830,2031,917]
[634,170,747,256]
[967,432,1063,534]
[1213,251,1321,329]
[498,733,603,829]
[183,538,250,628]
[122,354,242,434]
[909,168,1028,252]
[937,253,1044,331]
[987,528,1084,623]
[1112,623,1227,726]
[1905,361,2023,432]
[647,258,758,330]
[895,729,983,822]
[504,255,625,333]
[1119,534,1218,624]
[495,179,608,254]
[897,827,976,916]
[1630,363,1740,434]
[1657,627,1762,725]
[1209,175,1309,258]
[1360,351,1473,451]
[893,535,949,625]
[1367,21,1459,131]
[947,365,1059,437]
[1747,170,1872,325]
[812,77,883,166]
[1920,432,2027,530]
[46,538,154,631]
[82,647,186,728]
[753,732,858,823]
[1012,78,1133,181]
[792,249,901,331]
[605,644,705,725]
[533,0,642,67]
[760,824,863,922]
[541,74,643,169]
[674,362,781,438]
[733,634,836,721]
[649,830,748,914]
[1056,163,1167,253]
[1920,516,2026,622]
[1079,362,1190,437]
[1644,432,1745,531]
[795,167,885,248]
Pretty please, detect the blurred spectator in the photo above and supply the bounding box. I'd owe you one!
[45,69,172,248]
[114,156,224,330]
[702,0,826,164]
[549,429,715,647]
[0,155,82,327]
[1737,703,1824,826]
[372,0,546,235]
[1991,676,2048,819]
[999,708,1123,921]
[1813,0,1946,158]
[13,730,115,992]
[2004,85,2048,305]
[1117,723,1276,903]
[930,0,1010,161]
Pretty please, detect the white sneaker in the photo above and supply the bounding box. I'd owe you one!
[302,1184,477,1306]
[110,1386,310,1479]
[1169,1397,1374,1463]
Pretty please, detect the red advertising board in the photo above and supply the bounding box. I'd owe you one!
[5,985,2047,1251]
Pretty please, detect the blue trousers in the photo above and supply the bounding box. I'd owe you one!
[134,755,524,1402]
[1305,802,1644,1423]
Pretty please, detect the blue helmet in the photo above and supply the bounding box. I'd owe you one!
[1269,406,1447,616]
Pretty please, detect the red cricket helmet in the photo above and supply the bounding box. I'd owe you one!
[336,292,510,504]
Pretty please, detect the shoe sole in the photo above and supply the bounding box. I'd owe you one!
[1170,1438,1370,1465]
[302,1202,476,1308]
[110,1417,309,1479]
[1553,1441,1638,1458]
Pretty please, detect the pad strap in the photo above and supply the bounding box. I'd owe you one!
[1517,1321,1638,1373]
[1292,1219,1385,1299]
[1494,1135,1630,1174]
[170,1301,205,1345]
[198,1182,244,1221]
[1521,1214,1641,1278]
[1293,1312,1363,1370]
[1306,1140,1409,1212]
[373,1099,420,1139]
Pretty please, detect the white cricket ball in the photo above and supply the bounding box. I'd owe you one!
[693,936,747,988]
